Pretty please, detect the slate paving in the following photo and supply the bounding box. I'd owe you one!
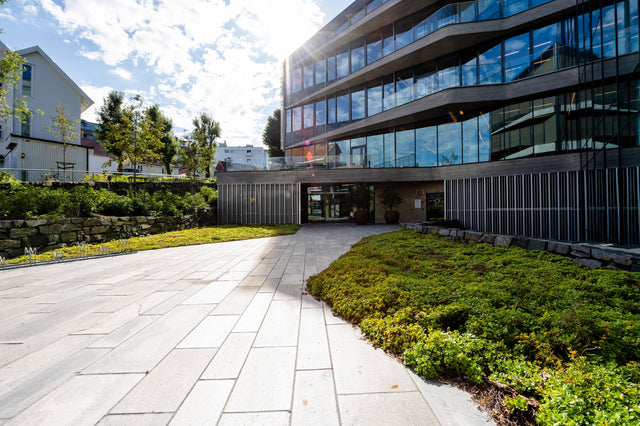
[0,224,494,425]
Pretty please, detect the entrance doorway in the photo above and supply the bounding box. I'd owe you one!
[305,183,374,222]
[426,193,445,220]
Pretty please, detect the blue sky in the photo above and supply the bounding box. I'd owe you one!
[0,0,351,147]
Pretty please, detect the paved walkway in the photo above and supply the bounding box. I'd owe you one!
[0,224,493,425]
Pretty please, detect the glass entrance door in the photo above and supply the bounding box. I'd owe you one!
[351,145,366,167]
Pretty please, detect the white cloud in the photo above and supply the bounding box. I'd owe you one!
[79,83,115,122]
[36,0,326,147]
[109,67,133,80]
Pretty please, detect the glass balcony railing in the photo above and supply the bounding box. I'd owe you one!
[224,154,418,172]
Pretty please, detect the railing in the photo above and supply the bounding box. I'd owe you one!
[224,154,418,172]
[0,168,195,183]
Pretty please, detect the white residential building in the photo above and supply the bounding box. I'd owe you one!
[0,42,93,181]
[214,141,267,171]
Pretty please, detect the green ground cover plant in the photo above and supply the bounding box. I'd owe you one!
[3,224,299,265]
[307,229,640,425]
[0,183,214,219]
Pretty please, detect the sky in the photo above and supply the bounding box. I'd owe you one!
[0,0,351,147]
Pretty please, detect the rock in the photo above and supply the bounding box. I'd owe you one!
[10,228,38,238]
[61,232,78,243]
[548,241,571,255]
[438,228,450,236]
[24,219,49,227]
[590,248,633,266]
[0,239,21,250]
[480,234,496,244]
[39,224,63,235]
[573,258,602,269]
[495,236,513,247]
[527,239,548,251]
[464,231,482,242]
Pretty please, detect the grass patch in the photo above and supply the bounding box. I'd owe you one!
[4,224,299,265]
[307,229,640,425]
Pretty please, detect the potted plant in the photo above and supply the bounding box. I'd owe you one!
[350,183,371,225]
[379,185,403,224]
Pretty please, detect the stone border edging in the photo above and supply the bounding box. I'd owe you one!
[400,223,640,272]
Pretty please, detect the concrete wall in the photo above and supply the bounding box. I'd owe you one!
[374,181,443,223]
[0,212,214,260]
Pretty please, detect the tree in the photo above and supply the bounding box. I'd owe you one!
[178,135,200,182]
[147,104,177,175]
[191,113,220,179]
[45,101,79,182]
[262,109,284,157]
[95,90,126,171]
[1,0,31,122]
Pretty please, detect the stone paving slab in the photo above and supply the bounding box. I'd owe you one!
[0,224,494,425]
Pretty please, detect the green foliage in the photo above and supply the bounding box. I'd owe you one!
[0,171,19,183]
[262,109,284,157]
[199,186,217,205]
[504,395,529,413]
[191,112,221,179]
[307,229,640,424]
[378,185,403,210]
[0,46,30,121]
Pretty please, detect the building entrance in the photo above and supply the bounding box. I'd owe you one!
[307,185,354,222]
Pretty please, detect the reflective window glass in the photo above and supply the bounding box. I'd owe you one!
[337,93,350,122]
[292,68,302,92]
[292,106,302,131]
[351,43,365,73]
[396,128,415,167]
[459,1,477,23]
[327,97,336,124]
[337,50,350,78]
[367,134,384,168]
[438,121,462,165]
[383,78,395,111]
[478,112,491,161]
[315,100,326,126]
[478,42,502,84]
[415,67,437,97]
[462,117,479,163]
[504,33,530,81]
[477,0,500,20]
[315,60,326,85]
[351,8,364,25]
[438,65,460,89]
[367,33,382,64]
[396,72,413,106]
[382,25,394,56]
[351,88,365,120]
[416,126,437,167]
[462,56,477,86]
[533,23,560,74]
[335,140,350,166]
[384,131,395,167]
[504,0,528,17]
[395,16,413,50]
[286,109,292,134]
[367,0,383,13]
[368,84,383,116]
[327,56,336,82]
[414,9,433,40]
[303,103,314,128]
[304,64,314,88]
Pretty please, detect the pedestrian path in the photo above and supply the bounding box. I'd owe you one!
[0,224,493,425]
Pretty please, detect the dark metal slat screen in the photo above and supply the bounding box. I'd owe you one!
[218,183,301,225]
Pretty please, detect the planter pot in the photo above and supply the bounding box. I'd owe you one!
[384,210,400,225]
[353,210,369,225]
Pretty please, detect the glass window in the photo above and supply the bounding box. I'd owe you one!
[438,121,462,165]
[327,56,336,82]
[303,103,314,128]
[327,97,336,124]
[415,66,437,98]
[292,68,302,92]
[351,42,365,73]
[383,77,395,111]
[414,9,433,40]
[462,117,479,163]
[337,50,350,79]
[337,93,350,122]
[462,56,477,86]
[504,0,528,17]
[21,115,30,137]
[382,25,394,56]
[22,64,32,97]
[351,7,365,25]
[533,23,560,75]
[304,64,314,89]
[396,71,413,106]
[395,16,413,50]
[438,63,460,89]
[335,140,350,166]
[478,112,491,161]
[396,128,415,167]
[532,97,555,152]
[367,134,384,168]
[478,42,502,84]
[367,83,383,116]
[384,131,395,167]
[285,109,292,134]
[292,107,302,131]
[504,33,531,82]
[459,1,477,23]
[477,0,501,20]
[315,100,326,126]
[416,126,437,167]
[367,33,382,64]
[315,60,326,85]
[351,88,365,120]
[367,0,383,13]
[437,3,458,28]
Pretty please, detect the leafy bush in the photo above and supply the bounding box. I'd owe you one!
[307,229,640,424]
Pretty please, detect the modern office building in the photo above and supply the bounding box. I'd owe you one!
[218,0,640,246]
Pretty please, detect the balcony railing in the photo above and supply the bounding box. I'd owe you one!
[224,154,418,172]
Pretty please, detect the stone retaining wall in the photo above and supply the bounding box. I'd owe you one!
[0,211,214,260]
[401,223,640,272]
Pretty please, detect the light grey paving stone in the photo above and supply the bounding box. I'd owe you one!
[238,275,267,287]
[97,413,173,426]
[254,299,301,347]
[144,286,203,315]
[224,347,296,412]
[169,380,234,426]
[291,370,339,426]
[211,287,259,315]
[296,307,331,370]
[250,263,275,275]
[259,278,280,293]
[111,348,217,414]
[280,274,303,285]
[409,371,494,425]
[83,305,211,374]
[234,260,260,272]
[181,282,238,305]
[233,292,273,333]
[301,293,323,309]
[74,304,145,335]
[218,412,290,426]
[274,284,303,301]
[327,324,416,394]
[338,392,439,425]
[323,304,346,325]
[217,271,248,281]
[0,348,109,419]
[177,315,239,348]
[88,315,159,349]
[201,333,256,379]
[6,373,143,426]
